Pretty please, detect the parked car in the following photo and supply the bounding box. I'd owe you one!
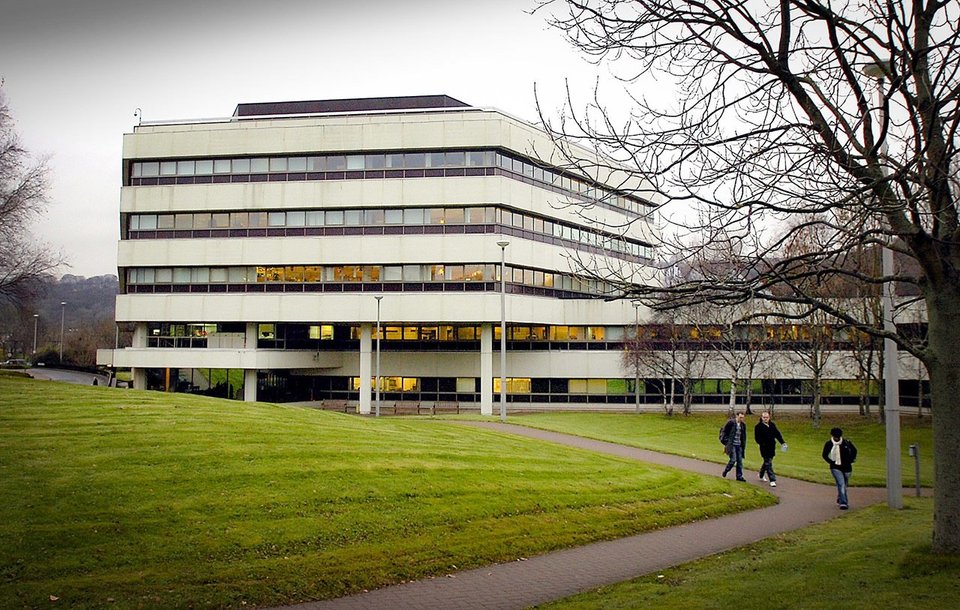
[0,359,31,369]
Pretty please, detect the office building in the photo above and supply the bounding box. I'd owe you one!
[98,95,660,414]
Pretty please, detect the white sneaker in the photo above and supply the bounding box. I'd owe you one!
[770,481,777,487]
[759,474,767,481]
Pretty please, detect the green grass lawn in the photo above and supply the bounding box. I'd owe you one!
[539,497,960,609]
[506,411,934,487]
[0,376,772,609]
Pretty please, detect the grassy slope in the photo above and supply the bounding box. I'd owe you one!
[0,376,772,609]
[506,412,934,486]
[540,498,960,609]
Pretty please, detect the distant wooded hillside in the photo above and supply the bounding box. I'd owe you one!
[0,275,126,366]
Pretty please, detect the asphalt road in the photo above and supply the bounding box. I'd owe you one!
[26,367,111,386]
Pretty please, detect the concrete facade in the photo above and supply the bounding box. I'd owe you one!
[98,96,661,413]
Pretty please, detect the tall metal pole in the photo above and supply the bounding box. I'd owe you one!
[497,241,510,422]
[881,243,903,508]
[59,301,66,364]
[633,300,641,414]
[375,296,383,418]
[864,62,903,509]
[32,314,39,356]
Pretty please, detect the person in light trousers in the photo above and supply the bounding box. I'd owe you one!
[822,427,858,509]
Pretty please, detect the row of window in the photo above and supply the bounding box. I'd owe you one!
[125,264,617,296]
[125,205,654,260]
[125,281,595,299]
[129,206,494,230]
[132,150,497,177]
[145,322,619,346]
[148,369,930,408]
[127,149,654,217]
[144,321,920,352]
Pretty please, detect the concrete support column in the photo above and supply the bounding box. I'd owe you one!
[130,324,149,390]
[243,323,259,403]
[132,367,147,390]
[359,324,372,415]
[480,323,493,416]
[132,323,148,348]
[243,369,257,402]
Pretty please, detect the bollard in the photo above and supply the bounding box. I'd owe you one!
[908,444,921,497]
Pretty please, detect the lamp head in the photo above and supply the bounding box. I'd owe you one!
[861,61,889,80]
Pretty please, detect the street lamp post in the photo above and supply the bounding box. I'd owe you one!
[375,295,383,418]
[497,241,510,422]
[863,62,903,509]
[32,314,39,357]
[633,300,641,414]
[59,302,66,364]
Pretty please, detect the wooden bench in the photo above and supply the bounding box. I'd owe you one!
[393,401,422,415]
[431,401,461,415]
[320,399,354,413]
[371,400,396,414]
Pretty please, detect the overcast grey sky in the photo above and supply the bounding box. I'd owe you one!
[1,0,626,278]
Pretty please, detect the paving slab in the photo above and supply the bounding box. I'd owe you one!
[275,421,890,610]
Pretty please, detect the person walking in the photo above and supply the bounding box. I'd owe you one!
[822,427,858,509]
[754,411,786,487]
[720,412,747,481]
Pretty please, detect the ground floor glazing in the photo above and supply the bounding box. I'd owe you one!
[142,367,931,409]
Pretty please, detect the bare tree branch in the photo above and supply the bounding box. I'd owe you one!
[0,90,63,305]
[536,0,960,553]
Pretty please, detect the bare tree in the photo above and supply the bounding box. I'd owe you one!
[64,317,118,367]
[621,308,708,415]
[0,90,62,305]
[739,325,770,415]
[708,320,770,416]
[780,309,836,428]
[538,0,960,552]
[622,321,676,414]
[846,323,880,418]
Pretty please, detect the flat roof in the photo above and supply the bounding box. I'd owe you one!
[233,95,471,117]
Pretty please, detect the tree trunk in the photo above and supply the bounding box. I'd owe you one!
[858,382,870,417]
[682,379,693,416]
[728,375,738,413]
[926,290,960,553]
[667,377,675,416]
[917,361,926,419]
[811,373,822,429]
[857,351,870,416]
[865,345,875,418]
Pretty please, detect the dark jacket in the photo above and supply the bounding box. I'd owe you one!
[720,419,747,454]
[822,438,858,473]
[754,421,785,459]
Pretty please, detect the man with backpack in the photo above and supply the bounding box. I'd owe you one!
[720,412,747,481]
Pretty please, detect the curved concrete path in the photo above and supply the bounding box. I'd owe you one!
[278,421,889,610]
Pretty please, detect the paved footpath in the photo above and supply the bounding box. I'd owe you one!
[277,421,890,610]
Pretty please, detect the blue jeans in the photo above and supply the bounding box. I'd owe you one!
[724,444,744,479]
[831,468,850,506]
[760,457,777,482]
